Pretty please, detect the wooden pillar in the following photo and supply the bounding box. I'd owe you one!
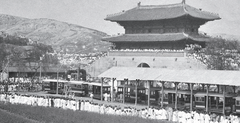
[123,78,128,104]
[190,83,193,111]
[161,81,165,108]
[233,86,236,112]
[175,82,179,110]
[206,84,209,113]
[209,96,211,110]
[111,78,116,103]
[233,86,236,94]
[101,77,104,101]
[135,79,140,106]
[216,85,219,109]
[148,81,151,108]
[202,84,205,91]
[223,85,226,115]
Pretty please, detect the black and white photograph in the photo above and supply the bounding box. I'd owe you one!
[0,0,240,122]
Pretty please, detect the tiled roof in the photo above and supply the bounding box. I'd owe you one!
[102,33,211,42]
[105,3,220,21]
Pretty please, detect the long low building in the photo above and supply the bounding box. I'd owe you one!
[98,67,240,86]
[98,67,240,115]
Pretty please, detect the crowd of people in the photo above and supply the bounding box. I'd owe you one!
[0,92,239,123]
[0,77,43,93]
[8,77,40,84]
[185,44,240,70]
[48,52,107,66]
[0,83,42,93]
[110,49,184,53]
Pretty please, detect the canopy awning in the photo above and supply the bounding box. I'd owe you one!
[88,82,111,87]
[195,92,236,98]
[98,67,240,86]
[70,80,88,85]
[163,89,194,95]
[42,79,68,83]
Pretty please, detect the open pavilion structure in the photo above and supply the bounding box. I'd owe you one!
[98,67,240,115]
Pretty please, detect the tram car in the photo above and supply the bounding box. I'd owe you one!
[234,96,240,113]
[194,92,236,114]
[117,84,146,103]
[68,80,88,97]
[161,89,194,108]
[42,79,88,96]
[88,82,111,100]
[42,79,67,94]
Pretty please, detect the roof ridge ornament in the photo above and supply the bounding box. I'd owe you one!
[137,2,141,7]
[183,32,189,38]
[182,0,188,13]
[182,0,186,4]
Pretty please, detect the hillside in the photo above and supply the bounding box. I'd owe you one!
[0,14,111,54]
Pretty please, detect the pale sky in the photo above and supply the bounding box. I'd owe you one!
[0,0,240,36]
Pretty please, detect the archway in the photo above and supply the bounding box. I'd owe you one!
[137,63,150,68]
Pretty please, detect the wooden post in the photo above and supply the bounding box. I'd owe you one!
[135,79,139,106]
[223,85,226,115]
[233,86,236,94]
[148,81,151,108]
[190,83,193,111]
[101,77,104,101]
[206,84,209,113]
[202,84,205,91]
[56,70,59,95]
[175,82,179,110]
[111,78,116,103]
[123,78,128,104]
[216,85,219,109]
[161,81,165,108]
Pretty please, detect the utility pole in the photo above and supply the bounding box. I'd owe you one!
[39,56,42,83]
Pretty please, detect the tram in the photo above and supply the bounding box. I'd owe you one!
[117,84,146,103]
[42,79,88,96]
[195,92,236,114]
[68,80,88,97]
[88,82,111,100]
[42,79,67,94]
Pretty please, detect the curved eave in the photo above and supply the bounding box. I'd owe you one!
[102,33,210,42]
[105,13,187,22]
[105,14,220,22]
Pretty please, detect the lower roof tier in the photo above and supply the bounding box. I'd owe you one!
[102,33,212,42]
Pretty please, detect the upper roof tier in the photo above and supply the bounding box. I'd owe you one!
[105,2,220,21]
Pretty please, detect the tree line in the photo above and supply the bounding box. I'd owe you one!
[0,34,59,80]
[190,37,240,70]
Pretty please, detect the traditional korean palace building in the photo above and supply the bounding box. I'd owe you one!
[97,1,240,115]
[101,1,220,69]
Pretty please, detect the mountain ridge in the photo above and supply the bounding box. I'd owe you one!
[0,14,111,54]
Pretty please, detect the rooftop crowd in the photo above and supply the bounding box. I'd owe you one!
[48,52,107,66]
[185,44,240,70]
[110,49,184,53]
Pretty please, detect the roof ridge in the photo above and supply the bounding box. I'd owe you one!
[106,10,126,18]
[124,33,184,36]
[138,3,183,9]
